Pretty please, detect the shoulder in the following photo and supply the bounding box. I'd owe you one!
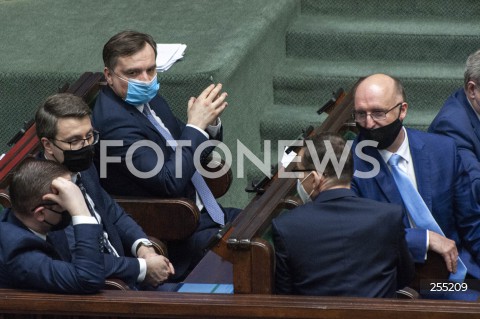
[432,89,470,124]
[407,128,456,149]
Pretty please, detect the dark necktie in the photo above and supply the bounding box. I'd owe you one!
[388,153,466,281]
[76,175,117,255]
[142,105,225,225]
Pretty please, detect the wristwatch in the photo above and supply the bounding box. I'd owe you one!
[136,239,154,253]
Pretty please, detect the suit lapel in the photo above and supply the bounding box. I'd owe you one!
[79,168,125,256]
[365,147,403,204]
[407,129,433,211]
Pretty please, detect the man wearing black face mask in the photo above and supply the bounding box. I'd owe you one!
[351,74,480,300]
[0,159,105,293]
[34,93,175,290]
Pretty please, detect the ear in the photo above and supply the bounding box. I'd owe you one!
[41,137,54,156]
[466,81,476,99]
[399,102,408,121]
[311,171,323,191]
[32,206,46,222]
[104,67,114,86]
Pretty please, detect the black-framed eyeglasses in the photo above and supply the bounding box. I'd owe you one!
[51,130,99,151]
[352,102,403,122]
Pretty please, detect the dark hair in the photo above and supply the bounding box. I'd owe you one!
[35,93,91,140]
[302,132,353,184]
[103,30,157,70]
[10,159,70,216]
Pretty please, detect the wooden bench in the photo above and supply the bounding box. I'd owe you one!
[0,288,478,319]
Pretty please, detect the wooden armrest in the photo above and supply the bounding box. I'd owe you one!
[0,190,11,208]
[396,287,420,299]
[104,278,130,290]
[114,196,200,242]
[203,157,232,199]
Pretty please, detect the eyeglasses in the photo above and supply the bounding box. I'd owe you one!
[352,102,403,122]
[52,130,99,151]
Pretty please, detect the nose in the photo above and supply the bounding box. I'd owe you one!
[138,70,155,82]
[363,114,376,129]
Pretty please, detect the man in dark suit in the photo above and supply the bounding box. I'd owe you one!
[0,159,105,293]
[429,49,480,204]
[92,31,239,279]
[351,73,480,300]
[272,132,414,297]
[35,93,174,289]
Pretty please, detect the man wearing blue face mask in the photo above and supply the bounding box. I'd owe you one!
[272,132,414,297]
[92,31,240,281]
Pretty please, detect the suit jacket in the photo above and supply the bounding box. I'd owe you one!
[0,210,104,293]
[351,128,480,278]
[272,188,414,298]
[33,156,143,287]
[92,85,229,279]
[92,85,221,199]
[429,88,480,203]
[73,165,144,286]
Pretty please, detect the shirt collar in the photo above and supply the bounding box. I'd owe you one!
[379,126,411,164]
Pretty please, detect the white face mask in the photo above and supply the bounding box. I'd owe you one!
[296,171,314,204]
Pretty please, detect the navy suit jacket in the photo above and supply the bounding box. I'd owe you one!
[351,128,480,278]
[92,85,221,199]
[73,164,145,286]
[429,88,480,203]
[31,157,143,287]
[0,210,104,293]
[272,188,414,298]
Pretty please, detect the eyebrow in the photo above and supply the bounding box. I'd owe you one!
[60,129,94,141]
[123,64,157,74]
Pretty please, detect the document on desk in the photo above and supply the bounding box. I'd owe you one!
[177,283,234,294]
[156,43,187,72]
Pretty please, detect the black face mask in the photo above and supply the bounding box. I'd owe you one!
[43,209,72,232]
[62,144,94,172]
[356,118,403,149]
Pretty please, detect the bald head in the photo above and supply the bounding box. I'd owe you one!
[354,74,405,108]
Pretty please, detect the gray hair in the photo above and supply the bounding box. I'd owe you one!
[464,49,480,89]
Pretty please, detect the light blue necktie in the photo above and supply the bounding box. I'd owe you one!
[388,153,466,281]
[142,105,225,226]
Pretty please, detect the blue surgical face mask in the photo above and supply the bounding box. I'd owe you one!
[296,172,314,204]
[113,71,160,105]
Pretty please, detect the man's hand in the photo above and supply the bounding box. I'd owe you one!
[428,230,458,273]
[143,255,175,287]
[187,83,228,130]
[42,177,90,217]
[136,245,158,259]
